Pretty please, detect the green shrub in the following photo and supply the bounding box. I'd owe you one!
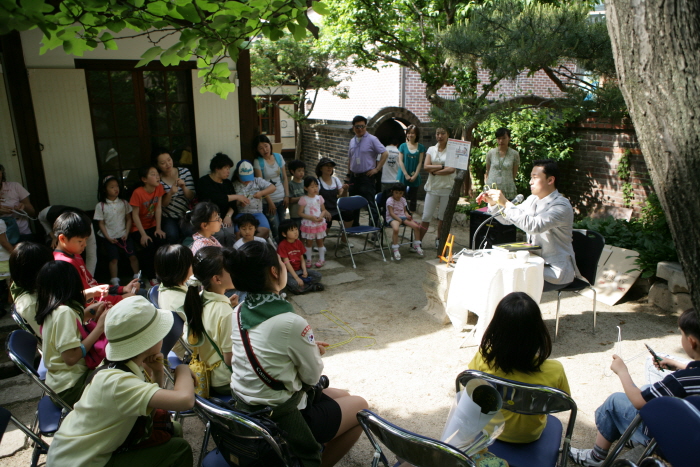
[574,195,676,278]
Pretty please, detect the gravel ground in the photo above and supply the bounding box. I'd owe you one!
[0,217,682,466]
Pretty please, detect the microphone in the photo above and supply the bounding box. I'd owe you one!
[510,194,524,205]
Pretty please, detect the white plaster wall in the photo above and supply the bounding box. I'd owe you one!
[308,62,401,122]
[28,69,97,210]
[192,72,241,175]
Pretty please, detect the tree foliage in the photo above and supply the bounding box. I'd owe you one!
[470,108,581,194]
[0,0,328,98]
[250,34,352,156]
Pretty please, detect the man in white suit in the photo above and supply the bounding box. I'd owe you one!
[477,159,580,291]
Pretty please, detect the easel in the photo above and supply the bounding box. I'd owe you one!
[439,234,456,266]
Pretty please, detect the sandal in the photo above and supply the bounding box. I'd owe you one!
[315,260,325,268]
[306,260,312,268]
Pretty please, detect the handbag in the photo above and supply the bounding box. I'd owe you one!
[188,327,230,398]
[77,319,108,369]
[0,216,20,245]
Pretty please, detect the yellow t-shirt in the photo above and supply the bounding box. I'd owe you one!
[468,351,570,443]
[14,292,41,336]
[195,290,233,388]
[41,305,88,394]
[46,360,161,467]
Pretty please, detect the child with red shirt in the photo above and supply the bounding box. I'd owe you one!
[277,219,323,294]
[130,166,167,286]
[53,212,141,306]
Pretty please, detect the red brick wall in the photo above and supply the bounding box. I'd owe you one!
[559,116,652,218]
[404,67,571,122]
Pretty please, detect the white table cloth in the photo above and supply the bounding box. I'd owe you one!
[445,251,545,341]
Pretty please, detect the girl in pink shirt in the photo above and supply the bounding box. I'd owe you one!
[186,202,223,255]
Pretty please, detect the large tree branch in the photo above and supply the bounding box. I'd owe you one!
[542,66,569,93]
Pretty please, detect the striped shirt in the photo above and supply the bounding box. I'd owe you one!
[161,167,195,219]
[642,361,700,401]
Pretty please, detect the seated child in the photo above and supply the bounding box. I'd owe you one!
[232,160,275,239]
[277,219,323,294]
[155,244,193,359]
[233,213,266,249]
[53,211,142,305]
[385,182,424,259]
[9,242,54,335]
[187,202,223,255]
[569,308,700,466]
[94,175,140,286]
[46,296,195,467]
[287,159,306,223]
[469,292,570,443]
[183,246,235,397]
[36,261,108,407]
[0,218,14,307]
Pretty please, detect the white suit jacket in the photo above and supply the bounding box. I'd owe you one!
[490,190,580,284]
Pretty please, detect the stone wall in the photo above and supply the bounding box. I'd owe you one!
[559,116,653,217]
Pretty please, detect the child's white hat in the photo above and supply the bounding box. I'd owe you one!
[237,160,255,182]
[104,296,173,361]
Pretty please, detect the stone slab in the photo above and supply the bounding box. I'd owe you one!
[673,293,693,314]
[648,282,671,311]
[317,260,344,271]
[322,271,363,286]
[657,261,683,281]
[290,293,330,316]
[0,373,43,406]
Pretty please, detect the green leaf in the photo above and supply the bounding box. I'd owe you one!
[146,1,168,16]
[176,3,200,23]
[136,46,163,67]
[311,1,329,15]
[106,19,126,33]
[211,15,234,29]
[133,0,145,8]
[213,62,231,78]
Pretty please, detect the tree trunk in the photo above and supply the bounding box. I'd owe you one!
[606,0,700,312]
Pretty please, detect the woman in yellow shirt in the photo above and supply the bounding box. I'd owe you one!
[468,291,570,443]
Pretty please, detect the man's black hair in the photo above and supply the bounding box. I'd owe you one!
[53,211,92,239]
[352,115,367,125]
[532,159,560,188]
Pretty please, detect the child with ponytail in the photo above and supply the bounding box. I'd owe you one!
[183,246,237,396]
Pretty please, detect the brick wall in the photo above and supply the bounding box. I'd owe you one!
[559,116,652,218]
[404,67,571,122]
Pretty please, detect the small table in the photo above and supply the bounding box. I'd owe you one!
[445,251,545,345]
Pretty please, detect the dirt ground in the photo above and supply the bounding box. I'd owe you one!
[0,213,683,466]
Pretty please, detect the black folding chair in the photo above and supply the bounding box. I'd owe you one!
[554,229,605,340]
[456,370,577,467]
[357,409,477,467]
[5,330,72,467]
[334,195,387,268]
[194,396,299,467]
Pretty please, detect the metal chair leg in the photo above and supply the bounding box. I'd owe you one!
[592,286,597,334]
[555,291,562,341]
[197,420,211,467]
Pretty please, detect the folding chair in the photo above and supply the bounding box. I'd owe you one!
[602,396,700,467]
[554,229,605,340]
[456,370,577,467]
[357,409,477,467]
[0,406,50,456]
[375,191,414,259]
[148,283,160,307]
[334,195,387,268]
[6,330,72,467]
[11,305,39,342]
[193,395,299,467]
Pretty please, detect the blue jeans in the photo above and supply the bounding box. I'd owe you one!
[595,391,650,445]
[265,200,286,241]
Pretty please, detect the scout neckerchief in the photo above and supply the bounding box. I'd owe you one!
[239,292,292,330]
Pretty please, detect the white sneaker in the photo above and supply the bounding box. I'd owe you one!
[392,249,401,260]
[569,448,604,467]
[415,245,424,256]
[109,277,120,286]
[409,245,417,252]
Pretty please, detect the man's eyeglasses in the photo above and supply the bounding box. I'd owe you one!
[354,125,366,129]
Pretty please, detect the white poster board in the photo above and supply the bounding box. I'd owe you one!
[445,139,471,170]
[580,245,641,306]
[279,103,296,149]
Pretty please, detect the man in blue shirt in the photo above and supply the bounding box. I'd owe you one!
[348,115,388,227]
